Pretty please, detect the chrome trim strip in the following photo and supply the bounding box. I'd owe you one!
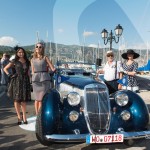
[45,131,150,142]
[121,131,150,139]
[45,134,89,142]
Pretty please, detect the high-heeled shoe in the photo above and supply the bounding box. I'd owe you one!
[17,118,22,125]
[22,114,28,124]
[23,121,28,124]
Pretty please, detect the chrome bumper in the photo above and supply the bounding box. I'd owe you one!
[45,131,150,142]
[121,130,150,139]
[45,134,89,142]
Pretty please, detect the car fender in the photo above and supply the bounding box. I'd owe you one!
[41,89,62,134]
[109,90,149,133]
[127,90,149,129]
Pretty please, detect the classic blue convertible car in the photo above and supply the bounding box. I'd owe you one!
[35,63,150,146]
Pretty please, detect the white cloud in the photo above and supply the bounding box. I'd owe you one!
[57,28,64,33]
[83,31,96,37]
[119,42,150,50]
[0,36,19,46]
[88,44,98,48]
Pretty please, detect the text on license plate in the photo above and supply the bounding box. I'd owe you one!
[86,134,124,144]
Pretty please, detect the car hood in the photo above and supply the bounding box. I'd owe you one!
[63,75,99,89]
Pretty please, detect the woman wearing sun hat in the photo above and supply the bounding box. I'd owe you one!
[120,49,140,92]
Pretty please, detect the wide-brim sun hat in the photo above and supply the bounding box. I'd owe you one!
[121,49,140,59]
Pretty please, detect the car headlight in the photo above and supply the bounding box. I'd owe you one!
[69,111,79,122]
[67,92,80,106]
[121,110,131,121]
[115,93,129,106]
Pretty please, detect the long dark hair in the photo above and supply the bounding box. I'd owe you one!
[14,46,30,66]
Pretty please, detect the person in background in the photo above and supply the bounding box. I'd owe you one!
[0,57,1,79]
[4,46,31,125]
[120,49,140,92]
[31,41,56,115]
[97,50,122,94]
[0,53,10,85]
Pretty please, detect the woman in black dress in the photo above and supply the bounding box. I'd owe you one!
[4,46,31,125]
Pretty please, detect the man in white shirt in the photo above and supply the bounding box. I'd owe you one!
[97,50,122,94]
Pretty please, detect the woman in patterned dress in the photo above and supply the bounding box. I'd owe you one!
[4,46,31,125]
[121,49,140,92]
[31,41,56,115]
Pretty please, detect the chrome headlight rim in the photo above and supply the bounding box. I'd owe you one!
[67,92,80,106]
[69,111,79,122]
[121,110,131,121]
[115,92,129,106]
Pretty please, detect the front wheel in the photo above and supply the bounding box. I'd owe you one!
[35,108,52,146]
[124,138,144,146]
[123,139,135,146]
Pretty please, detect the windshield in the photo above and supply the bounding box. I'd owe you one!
[59,62,96,74]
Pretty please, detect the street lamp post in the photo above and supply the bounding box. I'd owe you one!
[101,24,123,50]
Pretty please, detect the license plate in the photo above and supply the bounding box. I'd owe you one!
[86,134,124,144]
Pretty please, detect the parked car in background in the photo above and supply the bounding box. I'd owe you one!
[35,62,150,146]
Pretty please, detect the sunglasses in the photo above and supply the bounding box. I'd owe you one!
[36,46,42,49]
[107,55,114,57]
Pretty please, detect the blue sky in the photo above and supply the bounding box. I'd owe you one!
[0,0,150,49]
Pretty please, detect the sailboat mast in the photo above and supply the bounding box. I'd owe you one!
[147,41,149,63]
[36,31,39,43]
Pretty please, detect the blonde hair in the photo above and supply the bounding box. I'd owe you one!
[33,41,45,59]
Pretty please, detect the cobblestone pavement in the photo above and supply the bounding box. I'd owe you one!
[0,76,150,150]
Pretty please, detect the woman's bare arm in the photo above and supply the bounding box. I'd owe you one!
[45,56,56,72]
[30,59,35,74]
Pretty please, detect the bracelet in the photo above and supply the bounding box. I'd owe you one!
[7,73,10,76]
[7,73,12,77]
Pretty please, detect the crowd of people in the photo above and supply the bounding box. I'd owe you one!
[0,42,140,125]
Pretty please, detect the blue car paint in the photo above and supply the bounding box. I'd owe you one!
[40,75,149,139]
[64,75,98,89]
[108,90,149,133]
[128,91,149,130]
[41,89,88,135]
[42,89,62,135]
[62,99,89,134]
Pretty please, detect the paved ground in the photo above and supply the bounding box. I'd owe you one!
[0,75,150,150]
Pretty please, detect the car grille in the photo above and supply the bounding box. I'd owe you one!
[84,83,110,134]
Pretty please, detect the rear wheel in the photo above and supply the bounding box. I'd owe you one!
[35,108,52,146]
